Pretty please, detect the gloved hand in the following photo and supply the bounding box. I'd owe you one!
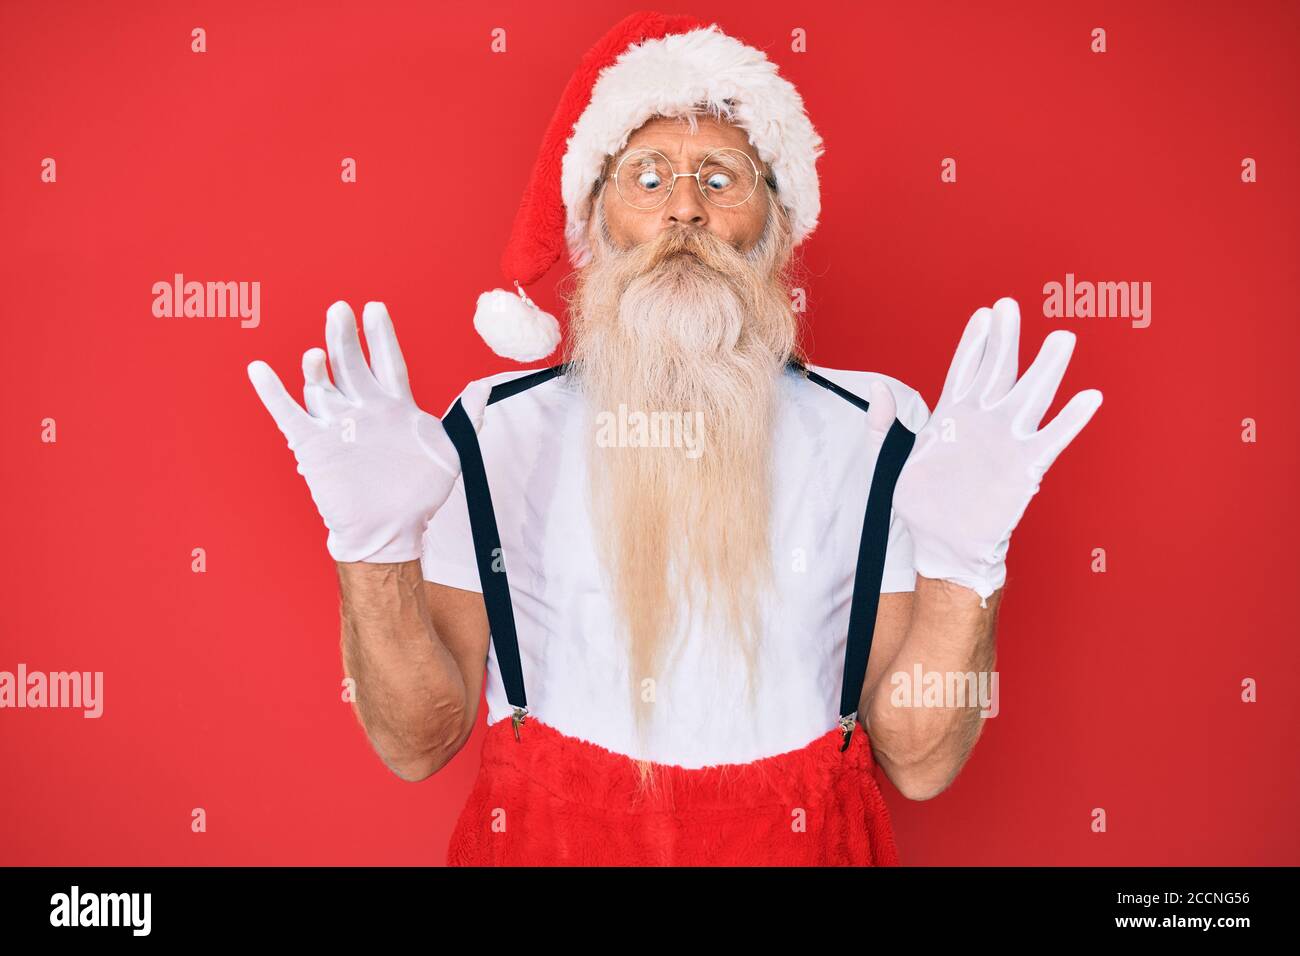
[892,297,1103,604]
[247,300,490,563]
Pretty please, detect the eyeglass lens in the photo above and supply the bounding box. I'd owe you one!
[614,148,759,209]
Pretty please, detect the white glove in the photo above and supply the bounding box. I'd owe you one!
[247,300,490,563]
[892,297,1103,604]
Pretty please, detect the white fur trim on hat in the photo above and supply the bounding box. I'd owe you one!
[560,24,825,269]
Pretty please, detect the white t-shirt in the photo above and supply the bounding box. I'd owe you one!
[422,363,931,769]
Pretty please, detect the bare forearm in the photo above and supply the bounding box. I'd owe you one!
[337,559,467,780]
[866,575,1001,800]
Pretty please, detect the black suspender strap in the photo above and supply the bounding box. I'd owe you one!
[797,364,918,751]
[442,399,526,735]
[485,363,569,404]
[439,363,571,741]
[837,417,916,750]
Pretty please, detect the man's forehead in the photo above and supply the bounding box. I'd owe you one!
[622,114,759,162]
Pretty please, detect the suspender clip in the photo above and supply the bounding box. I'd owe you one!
[511,706,529,741]
[838,712,858,751]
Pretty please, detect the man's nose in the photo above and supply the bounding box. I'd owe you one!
[664,175,710,230]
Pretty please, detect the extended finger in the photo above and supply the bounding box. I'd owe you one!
[362,302,413,401]
[247,360,319,447]
[1030,388,1103,470]
[325,300,382,401]
[302,347,352,419]
[1008,330,1076,436]
[968,297,1020,407]
[939,307,992,405]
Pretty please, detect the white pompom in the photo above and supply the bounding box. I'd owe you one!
[473,288,561,363]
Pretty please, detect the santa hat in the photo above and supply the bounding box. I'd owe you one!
[473,10,826,363]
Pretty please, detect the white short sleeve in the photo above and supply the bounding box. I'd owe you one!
[419,384,486,593]
[880,510,917,593]
[879,379,931,593]
[420,472,483,593]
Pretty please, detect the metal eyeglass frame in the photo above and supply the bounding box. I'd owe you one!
[611,146,766,210]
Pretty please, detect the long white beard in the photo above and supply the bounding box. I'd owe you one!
[562,192,799,765]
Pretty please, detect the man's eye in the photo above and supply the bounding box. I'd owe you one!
[705,173,733,191]
[637,172,663,190]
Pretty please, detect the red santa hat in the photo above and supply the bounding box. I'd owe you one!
[473,10,826,362]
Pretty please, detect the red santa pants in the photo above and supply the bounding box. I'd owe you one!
[446,716,901,866]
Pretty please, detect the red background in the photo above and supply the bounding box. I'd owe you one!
[1,0,1296,865]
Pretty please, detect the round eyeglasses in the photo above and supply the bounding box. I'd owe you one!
[612,147,762,210]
